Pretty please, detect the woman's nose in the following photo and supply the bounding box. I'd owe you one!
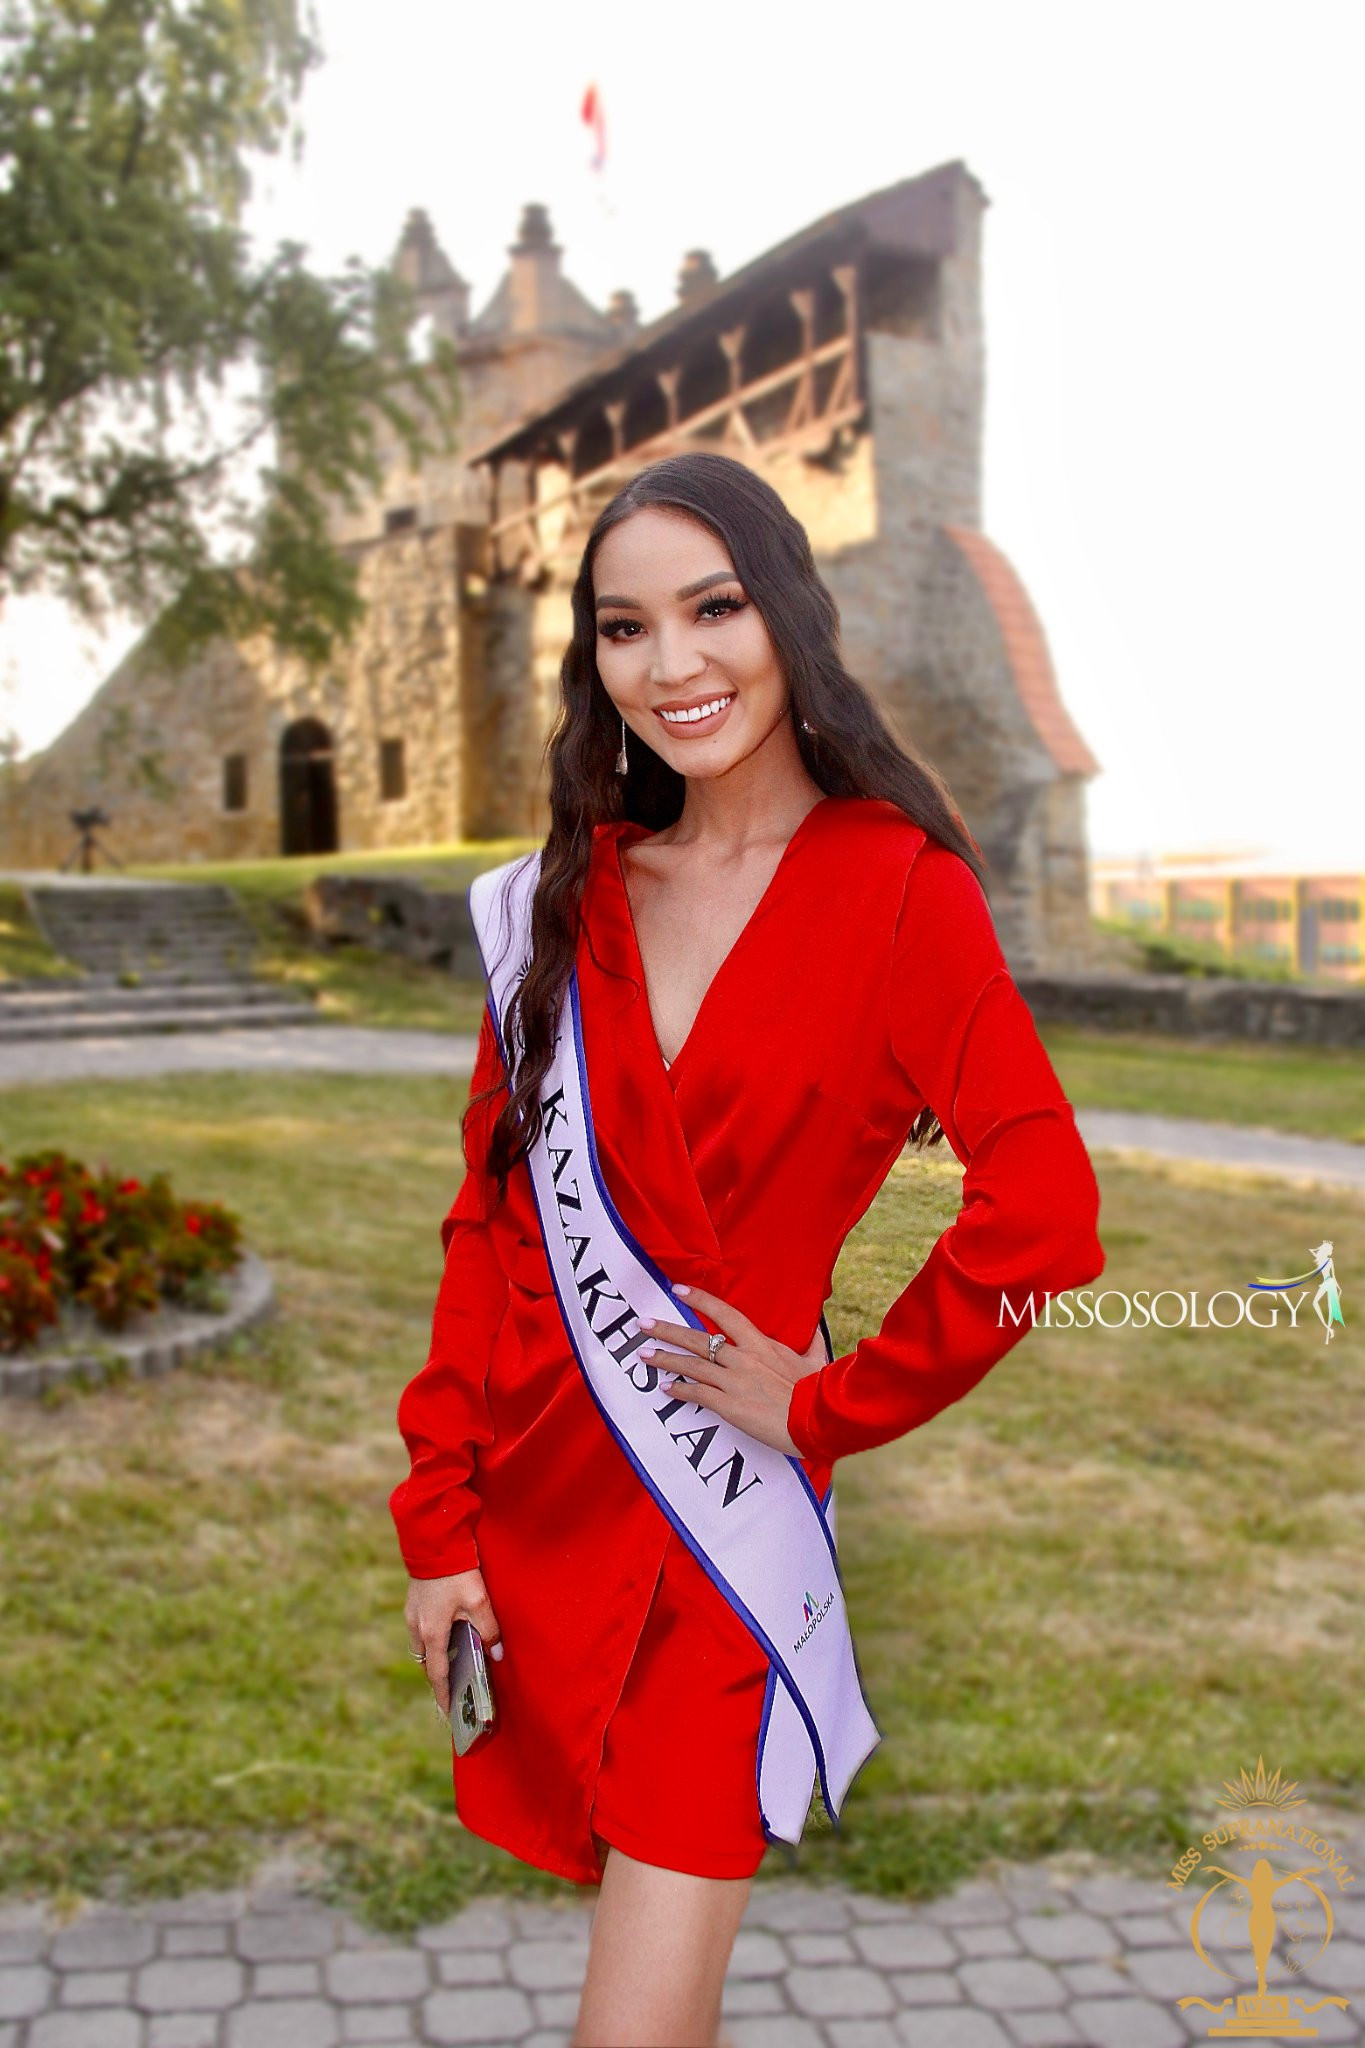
[649,626,707,687]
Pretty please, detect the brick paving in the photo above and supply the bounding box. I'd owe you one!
[2,1823,1362,2047]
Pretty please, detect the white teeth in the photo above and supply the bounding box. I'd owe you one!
[657,695,735,725]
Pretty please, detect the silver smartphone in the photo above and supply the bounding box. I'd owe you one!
[447,1618,496,1755]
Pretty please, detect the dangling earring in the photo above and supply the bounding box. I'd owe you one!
[614,713,628,775]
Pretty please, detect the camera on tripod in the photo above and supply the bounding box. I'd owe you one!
[61,806,124,875]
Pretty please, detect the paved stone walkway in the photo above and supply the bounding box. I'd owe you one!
[1077,1108,1365,1194]
[3,1024,1364,1195]
[2,1822,1362,2048]
[0,1025,471,1088]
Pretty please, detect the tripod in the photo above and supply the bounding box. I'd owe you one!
[60,807,125,875]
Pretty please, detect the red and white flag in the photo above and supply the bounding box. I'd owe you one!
[581,83,606,173]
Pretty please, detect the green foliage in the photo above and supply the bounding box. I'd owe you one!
[0,0,460,665]
[0,1145,242,1348]
[1093,916,1301,984]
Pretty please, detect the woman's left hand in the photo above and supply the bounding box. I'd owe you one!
[639,1285,827,1457]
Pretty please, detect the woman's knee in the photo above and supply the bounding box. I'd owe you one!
[574,1848,751,2044]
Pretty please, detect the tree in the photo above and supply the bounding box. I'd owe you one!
[0,0,459,667]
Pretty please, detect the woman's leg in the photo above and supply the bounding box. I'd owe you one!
[571,1834,751,2048]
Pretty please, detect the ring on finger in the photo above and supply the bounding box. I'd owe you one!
[408,1647,427,1664]
[707,1331,728,1365]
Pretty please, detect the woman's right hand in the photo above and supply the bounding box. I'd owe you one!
[405,1569,504,1720]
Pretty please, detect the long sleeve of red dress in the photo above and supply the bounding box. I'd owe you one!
[386,798,1108,1891]
[388,1006,510,1579]
[784,838,1105,1466]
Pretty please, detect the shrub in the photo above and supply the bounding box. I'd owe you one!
[0,1150,243,1354]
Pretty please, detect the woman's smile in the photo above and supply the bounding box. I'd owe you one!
[592,505,792,777]
[653,690,737,734]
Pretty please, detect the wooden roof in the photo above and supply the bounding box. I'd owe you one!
[469,159,985,466]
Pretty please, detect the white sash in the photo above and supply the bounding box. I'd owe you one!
[468,850,881,1847]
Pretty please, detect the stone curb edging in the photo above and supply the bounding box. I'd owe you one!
[0,1249,275,1400]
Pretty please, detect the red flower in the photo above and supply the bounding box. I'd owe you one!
[3,1152,240,1351]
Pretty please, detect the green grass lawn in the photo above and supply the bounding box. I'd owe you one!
[130,841,537,898]
[0,884,78,983]
[1040,1024,1365,1144]
[0,1073,1358,1930]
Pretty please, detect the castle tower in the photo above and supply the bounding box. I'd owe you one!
[327,203,618,544]
[392,207,470,341]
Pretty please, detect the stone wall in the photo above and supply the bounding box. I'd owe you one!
[326,332,618,550]
[1038,777,1098,968]
[909,525,1061,966]
[464,580,542,840]
[1016,970,1365,1049]
[0,528,465,870]
[303,872,484,976]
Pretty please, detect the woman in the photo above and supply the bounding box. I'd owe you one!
[391,451,1105,2048]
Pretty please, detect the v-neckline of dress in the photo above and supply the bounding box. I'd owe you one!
[611,795,836,1085]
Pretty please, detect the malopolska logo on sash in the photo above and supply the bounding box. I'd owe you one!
[469,851,882,1848]
[796,1586,836,1654]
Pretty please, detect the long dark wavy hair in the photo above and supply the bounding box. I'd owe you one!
[471,451,987,1209]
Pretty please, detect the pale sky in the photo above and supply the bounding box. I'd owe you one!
[4,0,1362,866]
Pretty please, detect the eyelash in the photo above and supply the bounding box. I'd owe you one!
[598,595,747,640]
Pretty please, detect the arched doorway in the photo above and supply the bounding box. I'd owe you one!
[279,718,339,856]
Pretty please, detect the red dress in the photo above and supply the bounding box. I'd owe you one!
[389,795,1105,1885]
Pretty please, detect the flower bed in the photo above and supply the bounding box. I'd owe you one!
[1,1149,244,1355]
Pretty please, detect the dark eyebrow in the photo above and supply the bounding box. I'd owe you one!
[678,570,741,600]
[594,570,741,613]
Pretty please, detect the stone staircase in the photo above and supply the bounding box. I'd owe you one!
[0,882,318,1041]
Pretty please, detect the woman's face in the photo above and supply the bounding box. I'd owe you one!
[592,505,790,779]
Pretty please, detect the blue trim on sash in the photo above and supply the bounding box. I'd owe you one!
[558,970,838,1824]
[755,1659,780,1843]
[471,916,878,1843]
[567,971,846,1575]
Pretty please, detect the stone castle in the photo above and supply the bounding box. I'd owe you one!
[0,160,1101,970]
